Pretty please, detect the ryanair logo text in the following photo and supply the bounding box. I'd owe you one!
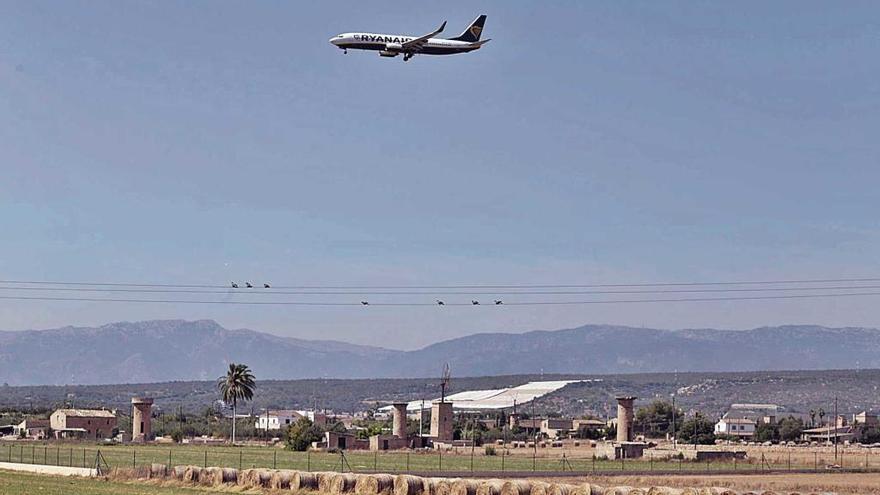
[354,34,413,43]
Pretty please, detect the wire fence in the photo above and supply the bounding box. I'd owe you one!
[3,443,880,476]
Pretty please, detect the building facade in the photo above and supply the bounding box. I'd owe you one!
[714,418,756,438]
[14,419,50,439]
[50,409,117,439]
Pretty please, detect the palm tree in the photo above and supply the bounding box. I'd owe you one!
[818,408,826,426]
[218,363,256,445]
[809,409,816,427]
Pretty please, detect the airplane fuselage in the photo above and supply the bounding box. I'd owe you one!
[330,32,483,55]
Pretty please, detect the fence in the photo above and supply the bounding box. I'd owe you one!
[3,443,879,476]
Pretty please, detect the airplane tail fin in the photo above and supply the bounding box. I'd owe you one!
[449,15,486,42]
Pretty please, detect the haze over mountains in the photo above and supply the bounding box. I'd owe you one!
[1,319,879,386]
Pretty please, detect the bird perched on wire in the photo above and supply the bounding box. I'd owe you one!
[245,282,253,288]
[494,300,503,305]
[263,283,271,289]
[436,300,445,306]
[231,282,239,288]
[471,300,480,305]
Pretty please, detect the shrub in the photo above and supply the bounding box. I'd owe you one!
[484,445,496,456]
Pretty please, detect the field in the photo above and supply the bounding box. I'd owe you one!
[0,469,221,495]
[544,473,880,495]
[2,441,880,476]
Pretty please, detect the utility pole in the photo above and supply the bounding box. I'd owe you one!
[419,399,424,437]
[834,396,839,462]
[671,394,676,449]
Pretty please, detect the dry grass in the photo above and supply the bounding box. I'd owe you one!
[544,473,880,495]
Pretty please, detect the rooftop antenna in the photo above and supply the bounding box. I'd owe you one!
[440,363,451,403]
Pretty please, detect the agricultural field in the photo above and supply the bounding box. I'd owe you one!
[0,469,220,495]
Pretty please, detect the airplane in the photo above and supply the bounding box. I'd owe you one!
[329,15,489,62]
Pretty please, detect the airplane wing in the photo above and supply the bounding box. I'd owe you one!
[401,21,446,52]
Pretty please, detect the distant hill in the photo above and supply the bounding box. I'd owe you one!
[2,319,880,385]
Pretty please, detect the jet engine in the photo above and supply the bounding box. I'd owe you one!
[384,42,403,52]
[379,50,399,57]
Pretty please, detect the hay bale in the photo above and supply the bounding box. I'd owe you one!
[432,478,458,495]
[396,475,427,495]
[357,474,397,495]
[237,469,256,487]
[572,484,604,495]
[424,478,447,495]
[239,468,273,488]
[646,488,683,495]
[198,467,220,486]
[626,489,647,495]
[182,465,201,483]
[319,471,339,493]
[700,489,736,495]
[451,479,480,495]
[603,487,633,495]
[202,467,237,486]
[332,473,361,494]
[220,468,238,484]
[530,481,551,495]
[172,465,192,480]
[270,469,296,489]
[294,471,320,491]
[477,480,505,495]
[502,480,532,495]
[257,469,274,487]
[548,484,577,495]
[149,463,168,479]
[679,489,699,495]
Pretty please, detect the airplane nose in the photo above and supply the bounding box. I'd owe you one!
[329,36,342,46]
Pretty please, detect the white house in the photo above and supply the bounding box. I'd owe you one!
[255,410,302,431]
[255,410,328,431]
[715,418,756,438]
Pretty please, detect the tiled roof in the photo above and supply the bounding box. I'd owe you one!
[54,409,116,418]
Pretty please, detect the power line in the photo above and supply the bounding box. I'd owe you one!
[2,290,880,307]
[3,284,880,296]
[2,276,880,290]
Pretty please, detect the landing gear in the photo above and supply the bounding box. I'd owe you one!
[343,49,347,54]
[403,53,413,62]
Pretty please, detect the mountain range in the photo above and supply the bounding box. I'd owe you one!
[1,319,879,385]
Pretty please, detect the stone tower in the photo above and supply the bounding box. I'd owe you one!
[616,396,636,443]
[131,397,154,442]
[391,402,408,439]
[430,401,454,442]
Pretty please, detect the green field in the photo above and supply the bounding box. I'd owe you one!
[0,469,222,495]
[0,442,845,475]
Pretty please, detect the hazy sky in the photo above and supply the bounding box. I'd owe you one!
[2,1,879,349]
